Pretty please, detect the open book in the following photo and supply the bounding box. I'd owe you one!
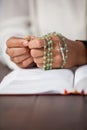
[0,65,87,95]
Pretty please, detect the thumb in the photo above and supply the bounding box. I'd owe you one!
[7,37,28,48]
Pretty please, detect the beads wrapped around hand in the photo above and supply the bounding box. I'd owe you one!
[41,32,69,70]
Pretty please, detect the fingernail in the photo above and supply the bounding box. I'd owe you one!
[23,41,28,46]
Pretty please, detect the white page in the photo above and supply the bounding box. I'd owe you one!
[0,68,74,94]
[74,65,87,93]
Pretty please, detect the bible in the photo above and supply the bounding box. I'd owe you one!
[0,65,87,95]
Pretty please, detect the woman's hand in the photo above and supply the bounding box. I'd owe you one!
[6,37,35,68]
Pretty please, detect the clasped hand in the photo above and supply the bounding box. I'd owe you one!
[6,34,85,69]
[6,35,63,69]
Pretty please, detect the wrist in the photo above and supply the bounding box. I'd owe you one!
[75,41,87,65]
[62,38,87,68]
[56,35,87,68]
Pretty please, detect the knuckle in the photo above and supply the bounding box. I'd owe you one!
[34,57,42,64]
[10,50,15,57]
[35,38,42,48]
[6,48,14,57]
[38,39,44,47]
[17,63,25,68]
[6,37,13,46]
[22,57,33,67]
[13,57,19,63]
[18,64,25,68]
[31,49,36,57]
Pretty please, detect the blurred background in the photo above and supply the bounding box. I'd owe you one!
[0,0,87,40]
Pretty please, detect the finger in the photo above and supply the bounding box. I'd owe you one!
[35,54,62,69]
[6,37,29,48]
[6,47,30,57]
[33,54,62,64]
[34,57,43,64]
[36,61,62,69]
[29,38,44,49]
[31,48,44,57]
[22,57,34,67]
[30,48,59,58]
[17,57,34,68]
[11,54,31,64]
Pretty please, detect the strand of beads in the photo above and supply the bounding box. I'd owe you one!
[41,33,53,70]
[45,34,53,70]
[53,32,69,69]
[42,32,69,70]
[42,36,47,70]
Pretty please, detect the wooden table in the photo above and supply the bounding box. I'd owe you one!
[0,63,87,130]
[0,95,87,130]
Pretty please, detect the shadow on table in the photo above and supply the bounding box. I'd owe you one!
[0,63,11,82]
